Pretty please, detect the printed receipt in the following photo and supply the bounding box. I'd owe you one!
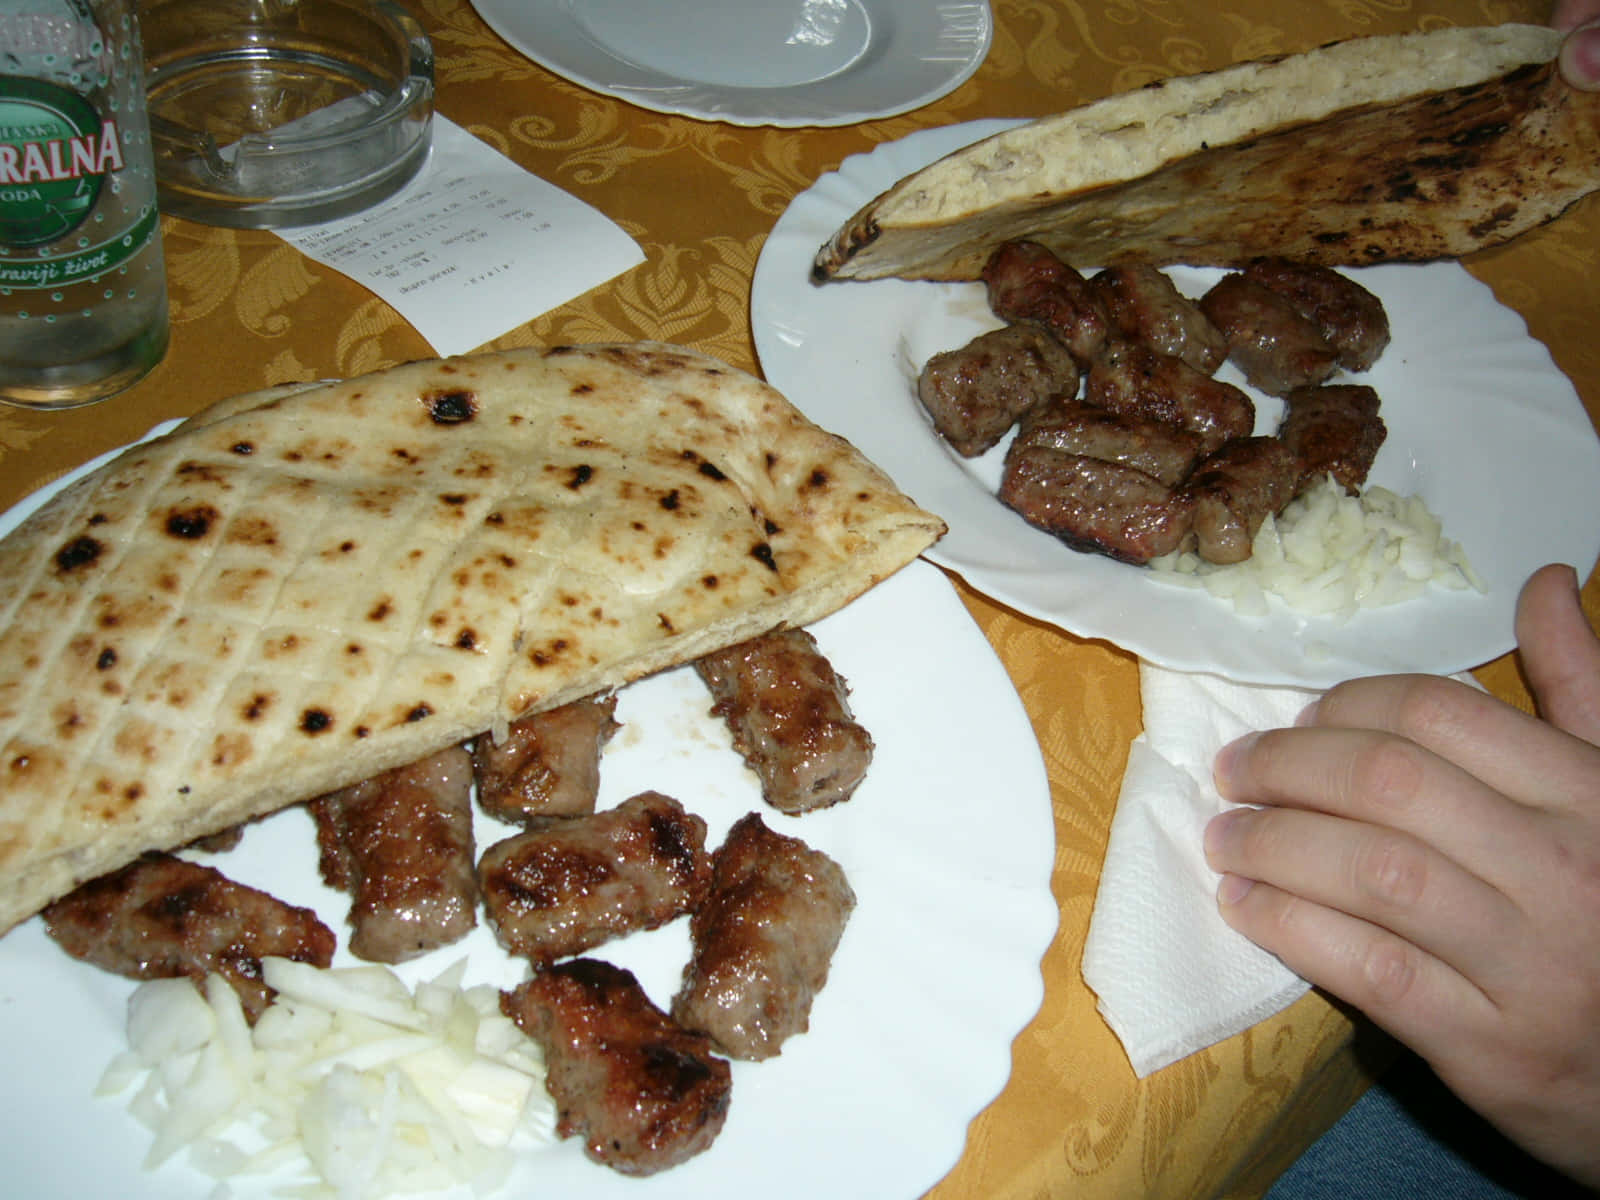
[278,116,644,356]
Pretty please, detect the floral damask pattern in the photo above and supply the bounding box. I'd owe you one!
[1,1,1594,1196]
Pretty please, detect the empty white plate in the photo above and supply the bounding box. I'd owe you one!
[470,0,992,126]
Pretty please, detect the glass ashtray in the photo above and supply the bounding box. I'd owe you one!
[141,0,434,228]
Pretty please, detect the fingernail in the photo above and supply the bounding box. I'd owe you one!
[1217,873,1255,906]
[1561,23,1600,91]
[1213,731,1257,788]
[1203,809,1239,862]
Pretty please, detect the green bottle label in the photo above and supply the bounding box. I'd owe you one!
[0,73,154,289]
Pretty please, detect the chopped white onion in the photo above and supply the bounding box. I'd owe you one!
[1149,475,1485,619]
[99,959,557,1197]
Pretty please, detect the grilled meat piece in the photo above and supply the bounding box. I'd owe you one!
[1090,264,1228,373]
[1199,273,1340,397]
[672,812,855,1062]
[478,791,712,965]
[999,441,1193,564]
[502,959,732,1176]
[310,745,478,964]
[695,629,873,815]
[1243,258,1391,372]
[1013,397,1203,487]
[472,694,620,823]
[42,852,335,1021]
[1278,384,1387,494]
[1179,436,1303,564]
[917,322,1079,457]
[981,240,1110,366]
[1084,338,1255,455]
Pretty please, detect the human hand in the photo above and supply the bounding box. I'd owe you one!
[1205,563,1600,1188]
[1554,0,1600,89]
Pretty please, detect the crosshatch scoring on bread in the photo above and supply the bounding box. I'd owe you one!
[0,342,945,937]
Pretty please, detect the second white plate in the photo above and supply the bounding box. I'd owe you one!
[753,119,1600,687]
[469,0,992,127]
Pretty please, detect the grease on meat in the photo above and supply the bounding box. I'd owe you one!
[1179,436,1304,564]
[981,240,1110,366]
[999,441,1193,564]
[916,322,1079,457]
[1084,337,1255,455]
[1199,272,1340,396]
[1013,398,1203,487]
[478,790,712,965]
[1090,263,1229,373]
[1242,258,1391,372]
[471,694,620,823]
[695,629,873,815]
[501,959,732,1176]
[42,852,335,1021]
[672,812,855,1061]
[309,744,478,964]
[1278,384,1388,494]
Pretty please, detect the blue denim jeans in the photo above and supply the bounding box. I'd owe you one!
[1266,1050,1592,1199]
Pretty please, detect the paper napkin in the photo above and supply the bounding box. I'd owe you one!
[1081,661,1317,1078]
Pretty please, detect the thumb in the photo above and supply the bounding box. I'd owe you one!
[1559,20,1600,91]
[1515,563,1600,744]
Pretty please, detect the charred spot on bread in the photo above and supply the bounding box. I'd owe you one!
[299,708,333,734]
[95,648,116,670]
[750,542,779,572]
[164,506,219,540]
[423,390,478,425]
[54,536,102,573]
[528,638,571,668]
[569,464,593,489]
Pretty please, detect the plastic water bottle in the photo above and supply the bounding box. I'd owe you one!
[0,0,168,409]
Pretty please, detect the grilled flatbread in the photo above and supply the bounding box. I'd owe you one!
[814,24,1600,280]
[0,343,944,935]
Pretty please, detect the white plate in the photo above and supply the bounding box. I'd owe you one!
[0,426,1056,1199]
[752,119,1600,687]
[469,0,991,127]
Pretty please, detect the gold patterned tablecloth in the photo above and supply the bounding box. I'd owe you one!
[3,1,1597,1196]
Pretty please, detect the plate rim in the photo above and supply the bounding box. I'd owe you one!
[467,0,993,127]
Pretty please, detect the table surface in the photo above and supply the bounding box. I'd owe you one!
[3,1,1596,1196]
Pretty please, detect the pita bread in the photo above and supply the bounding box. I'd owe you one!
[0,343,944,936]
[814,24,1600,280]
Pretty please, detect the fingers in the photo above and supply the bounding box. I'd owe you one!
[1214,721,1546,885]
[1559,18,1600,89]
[1205,802,1521,983]
[1295,672,1600,819]
[1208,870,1495,1061]
[1515,563,1600,744]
